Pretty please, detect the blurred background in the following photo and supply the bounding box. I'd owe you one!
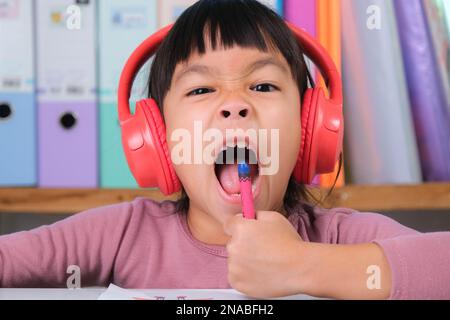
[0,0,449,234]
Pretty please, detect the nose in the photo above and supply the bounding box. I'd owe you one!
[218,103,251,120]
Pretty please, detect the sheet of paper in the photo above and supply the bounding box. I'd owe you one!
[98,284,321,300]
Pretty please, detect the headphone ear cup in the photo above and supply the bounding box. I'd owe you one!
[293,87,344,185]
[143,99,182,193]
[120,99,181,195]
[293,88,317,184]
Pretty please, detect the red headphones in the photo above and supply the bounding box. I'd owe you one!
[118,23,343,195]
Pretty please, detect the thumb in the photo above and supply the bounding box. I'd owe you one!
[254,210,280,221]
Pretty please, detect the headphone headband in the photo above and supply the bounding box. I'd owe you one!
[118,23,343,122]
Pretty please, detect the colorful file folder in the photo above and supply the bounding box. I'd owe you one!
[36,0,97,188]
[395,0,450,181]
[316,0,345,187]
[341,0,422,185]
[98,0,157,188]
[422,0,450,118]
[285,0,316,35]
[0,0,36,186]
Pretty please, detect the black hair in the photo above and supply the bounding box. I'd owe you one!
[148,0,340,218]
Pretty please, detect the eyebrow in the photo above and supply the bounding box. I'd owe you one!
[173,57,288,84]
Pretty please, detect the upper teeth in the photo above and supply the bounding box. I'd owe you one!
[215,145,258,165]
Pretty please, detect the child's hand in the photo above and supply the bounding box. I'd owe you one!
[224,211,307,298]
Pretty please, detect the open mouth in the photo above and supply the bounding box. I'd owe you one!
[214,145,261,200]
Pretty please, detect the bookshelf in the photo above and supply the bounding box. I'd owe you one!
[0,183,449,214]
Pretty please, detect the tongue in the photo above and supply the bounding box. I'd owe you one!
[217,164,258,195]
[218,164,241,194]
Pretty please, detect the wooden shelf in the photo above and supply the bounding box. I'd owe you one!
[321,183,450,212]
[0,183,449,214]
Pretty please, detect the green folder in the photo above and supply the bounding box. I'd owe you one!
[98,0,157,188]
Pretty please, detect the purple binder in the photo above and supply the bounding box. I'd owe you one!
[36,0,97,188]
[38,102,97,187]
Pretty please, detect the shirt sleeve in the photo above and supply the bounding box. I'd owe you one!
[325,209,450,299]
[0,202,134,288]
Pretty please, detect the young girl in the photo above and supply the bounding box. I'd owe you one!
[1,0,449,300]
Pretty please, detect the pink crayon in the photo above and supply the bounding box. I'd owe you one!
[238,162,255,219]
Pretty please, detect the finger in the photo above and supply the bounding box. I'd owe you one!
[254,210,269,220]
[255,210,281,221]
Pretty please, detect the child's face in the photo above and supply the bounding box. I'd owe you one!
[163,42,301,224]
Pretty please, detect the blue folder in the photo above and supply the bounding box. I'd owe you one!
[0,0,36,186]
[0,93,37,186]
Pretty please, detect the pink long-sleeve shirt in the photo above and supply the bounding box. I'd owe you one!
[0,197,449,299]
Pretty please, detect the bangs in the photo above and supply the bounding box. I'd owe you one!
[149,0,309,106]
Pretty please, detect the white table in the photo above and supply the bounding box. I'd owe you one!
[0,288,106,300]
[0,286,321,300]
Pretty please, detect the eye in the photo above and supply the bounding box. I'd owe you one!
[251,83,279,92]
[187,88,215,96]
